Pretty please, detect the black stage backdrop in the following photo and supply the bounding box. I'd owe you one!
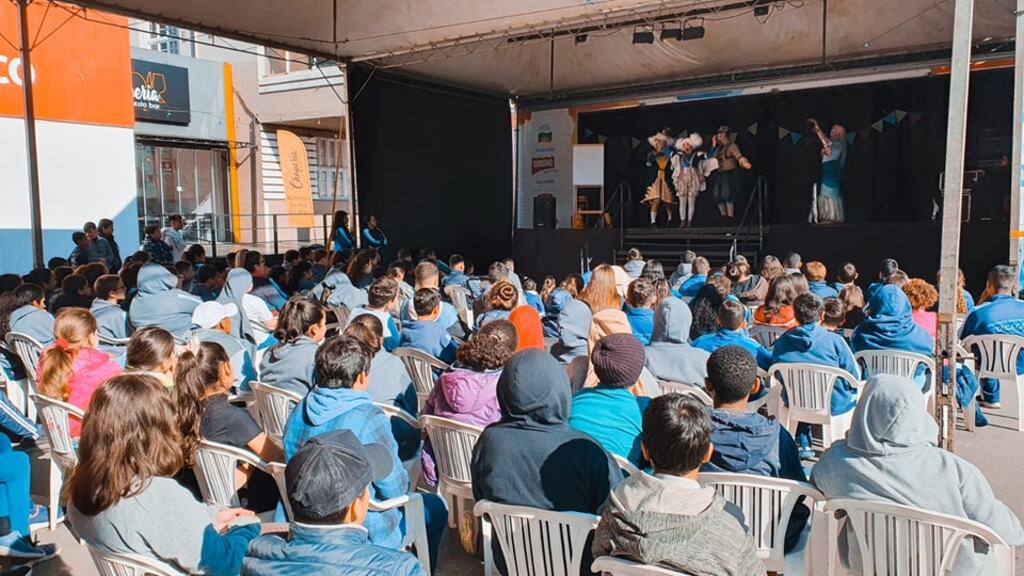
[348,66,513,266]
[579,70,1013,227]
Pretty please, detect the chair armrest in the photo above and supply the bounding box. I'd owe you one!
[370,492,421,512]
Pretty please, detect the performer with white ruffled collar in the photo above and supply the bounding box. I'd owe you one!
[671,133,706,228]
[642,128,676,226]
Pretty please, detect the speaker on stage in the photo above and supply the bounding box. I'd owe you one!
[534,193,556,229]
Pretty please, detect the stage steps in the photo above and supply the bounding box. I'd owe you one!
[616,226,766,268]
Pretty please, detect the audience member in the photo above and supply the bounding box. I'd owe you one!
[866,258,900,302]
[190,264,222,302]
[624,278,656,345]
[190,301,257,391]
[821,297,847,332]
[522,278,545,316]
[90,274,128,352]
[782,252,802,275]
[727,260,767,305]
[623,248,645,279]
[644,297,709,386]
[128,263,202,337]
[759,254,785,283]
[476,280,518,329]
[350,277,402,352]
[834,261,858,293]
[50,274,92,313]
[679,256,710,298]
[549,297,592,365]
[805,261,839,299]
[68,232,91,268]
[668,250,697,290]
[260,297,327,395]
[958,265,1024,409]
[688,281,730,341]
[400,289,459,364]
[7,283,55,346]
[141,224,173,265]
[593,393,764,576]
[125,326,178,388]
[903,278,938,337]
[95,219,123,272]
[693,299,771,369]
[162,214,187,263]
[753,274,799,327]
[441,254,470,290]
[0,431,57,562]
[839,284,866,329]
[243,251,288,312]
[68,374,260,574]
[508,305,544,352]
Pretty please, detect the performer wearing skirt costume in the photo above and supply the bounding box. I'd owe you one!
[671,133,706,227]
[642,129,676,225]
[809,118,847,223]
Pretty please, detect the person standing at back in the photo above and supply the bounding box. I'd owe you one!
[162,215,187,264]
[96,219,123,273]
[961,265,1024,409]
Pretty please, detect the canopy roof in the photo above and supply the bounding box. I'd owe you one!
[75,0,1015,98]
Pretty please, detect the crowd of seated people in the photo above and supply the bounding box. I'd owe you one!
[2,233,1024,576]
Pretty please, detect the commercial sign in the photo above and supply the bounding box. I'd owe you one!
[276,129,315,229]
[132,59,190,125]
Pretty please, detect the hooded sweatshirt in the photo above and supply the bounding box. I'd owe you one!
[421,366,502,484]
[542,288,572,338]
[128,264,202,337]
[771,322,860,415]
[644,298,709,385]
[693,329,772,370]
[584,309,633,388]
[259,336,320,395]
[569,386,649,466]
[400,319,458,364]
[283,386,408,549]
[192,328,257,391]
[315,268,370,312]
[623,259,645,280]
[593,472,764,576]
[217,268,257,347]
[851,286,932,357]
[808,280,839,300]
[90,299,129,353]
[668,263,693,292]
[368,348,420,461]
[624,306,655,345]
[550,298,592,363]
[509,306,545,352]
[9,305,55,347]
[812,375,1024,575]
[961,293,1024,375]
[679,275,707,299]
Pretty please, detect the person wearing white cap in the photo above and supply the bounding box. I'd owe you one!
[671,133,707,228]
[190,301,256,391]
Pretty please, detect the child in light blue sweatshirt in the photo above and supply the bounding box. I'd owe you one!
[399,289,458,364]
[624,278,656,345]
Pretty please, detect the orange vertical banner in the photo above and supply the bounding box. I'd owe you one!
[276,129,314,228]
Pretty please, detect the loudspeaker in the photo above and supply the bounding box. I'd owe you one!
[533,194,556,229]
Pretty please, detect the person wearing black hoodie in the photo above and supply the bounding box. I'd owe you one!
[471,349,623,575]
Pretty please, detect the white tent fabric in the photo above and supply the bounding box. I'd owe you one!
[75,0,1014,97]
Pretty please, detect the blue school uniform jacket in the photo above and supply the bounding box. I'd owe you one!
[692,328,772,370]
[128,264,201,337]
[679,274,707,299]
[399,319,458,364]
[624,306,655,345]
[771,323,860,415]
[961,293,1024,374]
[808,281,839,300]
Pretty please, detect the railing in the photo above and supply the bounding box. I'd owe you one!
[730,174,768,260]
[138,213,336,258]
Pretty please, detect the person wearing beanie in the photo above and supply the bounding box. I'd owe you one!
[568,334,651,466]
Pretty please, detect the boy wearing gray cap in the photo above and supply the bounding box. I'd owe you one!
[243,430,424,575]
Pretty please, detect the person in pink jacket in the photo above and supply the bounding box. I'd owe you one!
[37,308,122,436]
[420,320,517,485]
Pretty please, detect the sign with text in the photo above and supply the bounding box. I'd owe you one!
[276,129,315,228]
[132,59,190,125]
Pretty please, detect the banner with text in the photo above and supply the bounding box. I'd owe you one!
[276,129,315,228]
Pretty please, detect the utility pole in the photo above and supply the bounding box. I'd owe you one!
[17,0,44,268]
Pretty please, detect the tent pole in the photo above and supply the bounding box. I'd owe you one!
[935,0,975,453]
[1010,0,1024,286]
[17,0,44,269]
[340,62,360,249]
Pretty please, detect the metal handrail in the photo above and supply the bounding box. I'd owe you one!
[137,212,336,257]
[729,174,767,260]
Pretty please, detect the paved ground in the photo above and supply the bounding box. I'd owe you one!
[10,395,1024,575]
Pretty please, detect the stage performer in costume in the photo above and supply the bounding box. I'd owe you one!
[809,118,847,224]
[707,125,752,220]
[642,129,676,226]
[671,133,706,228]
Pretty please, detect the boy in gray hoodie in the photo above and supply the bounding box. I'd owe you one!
[593,394,765,576]
[128,263,201,337]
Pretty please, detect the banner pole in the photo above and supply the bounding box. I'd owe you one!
[17,0,44,269]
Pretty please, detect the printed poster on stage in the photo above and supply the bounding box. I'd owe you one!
[276,129,315,229]
[518,108,574,228]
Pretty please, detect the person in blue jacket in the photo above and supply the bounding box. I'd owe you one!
[851,285,986,426]
[865,258,900,303]
[399,289,458,364]
[361,214,388,250]
[331,210,356,256]
[805,261,839,300]
[961,265,1024,407]
[128,263,202,338]
[679,256,709,299]
[624,278,656,345]
[522,278,545,317]
[692,299,771,370]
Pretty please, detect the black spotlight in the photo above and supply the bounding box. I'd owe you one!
[632,25,655,44]
[682,18,705,41]
[575,33,588,44]
[660,22,682,41]
[753,4,771,17]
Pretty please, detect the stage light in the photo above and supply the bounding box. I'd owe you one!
[660,22,682,41]
[575,33,588,44]
[682,18,705,41]
[632,25,655,44]
[753,5,771,17]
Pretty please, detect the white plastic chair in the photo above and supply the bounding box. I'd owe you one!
[962,334,1024,432]
[249,381,303,447]
[393,347,450,412]
[748,367,780,415]
[657,381,712,405]
[0,355,32,421]
[374,402,424,489]
[749,325,787,350]
[768,363,861,452]
[474,500,600,576]
[445,285,475,329]
[192,439,287,515]
[97,334,131,347]
[824,498,1015,576]
[636,367,661,397]
[420,415,483,529]
[854,349,937,412]
[611,453,641,476]
[5,332,43,421]
[30,393,82,531]
[86,544,182,575]
[592,556,693,576]
[699,472,825,574]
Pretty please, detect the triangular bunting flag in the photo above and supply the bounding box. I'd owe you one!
[895,110,908,122]
[747,122,758,136]
[597,134,608,144]
[871,120,885,133]
[583,128,594,138]
[631,137,641,149]
[778,127,790,139]
[845,132,857,146]
[790,132,803,144]
[883,112,897,125]
[909,112,923,125]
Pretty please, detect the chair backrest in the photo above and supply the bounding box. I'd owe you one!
[767,363,860,418]
[854,349,936,380]
[332,305,351,329]
[591,556,693,576]
[421,415,482,486]
[192,439,269,508]
[87,544,183,576]
[657,381,712,405]
[374,402,421,429]
[445,285,471,312]
[5,332,44,384]
[97,334,131,347]
[267,461,294,521]
[474,501,600,576]
[748,325,787,350]
[699,472,824,571]
[611,453,641,476]
[824,498,1014,576]
[30,393,83,471]
[962,334,1024,381]
[393,347,449,409]
[249,381,303,445]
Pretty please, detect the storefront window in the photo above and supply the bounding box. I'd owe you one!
[135,143,232,244]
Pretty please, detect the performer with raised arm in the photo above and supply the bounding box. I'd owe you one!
[707,125,752,221]
[642,128,676,226]
[671,133,706,228]
[808,118,848,224]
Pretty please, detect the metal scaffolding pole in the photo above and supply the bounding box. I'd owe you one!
[1010,0,1024,280]
[935,0,975,452]
[17,0,44,269]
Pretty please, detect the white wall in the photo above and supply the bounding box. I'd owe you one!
[0,117,138,273]
[516,108,575,229]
